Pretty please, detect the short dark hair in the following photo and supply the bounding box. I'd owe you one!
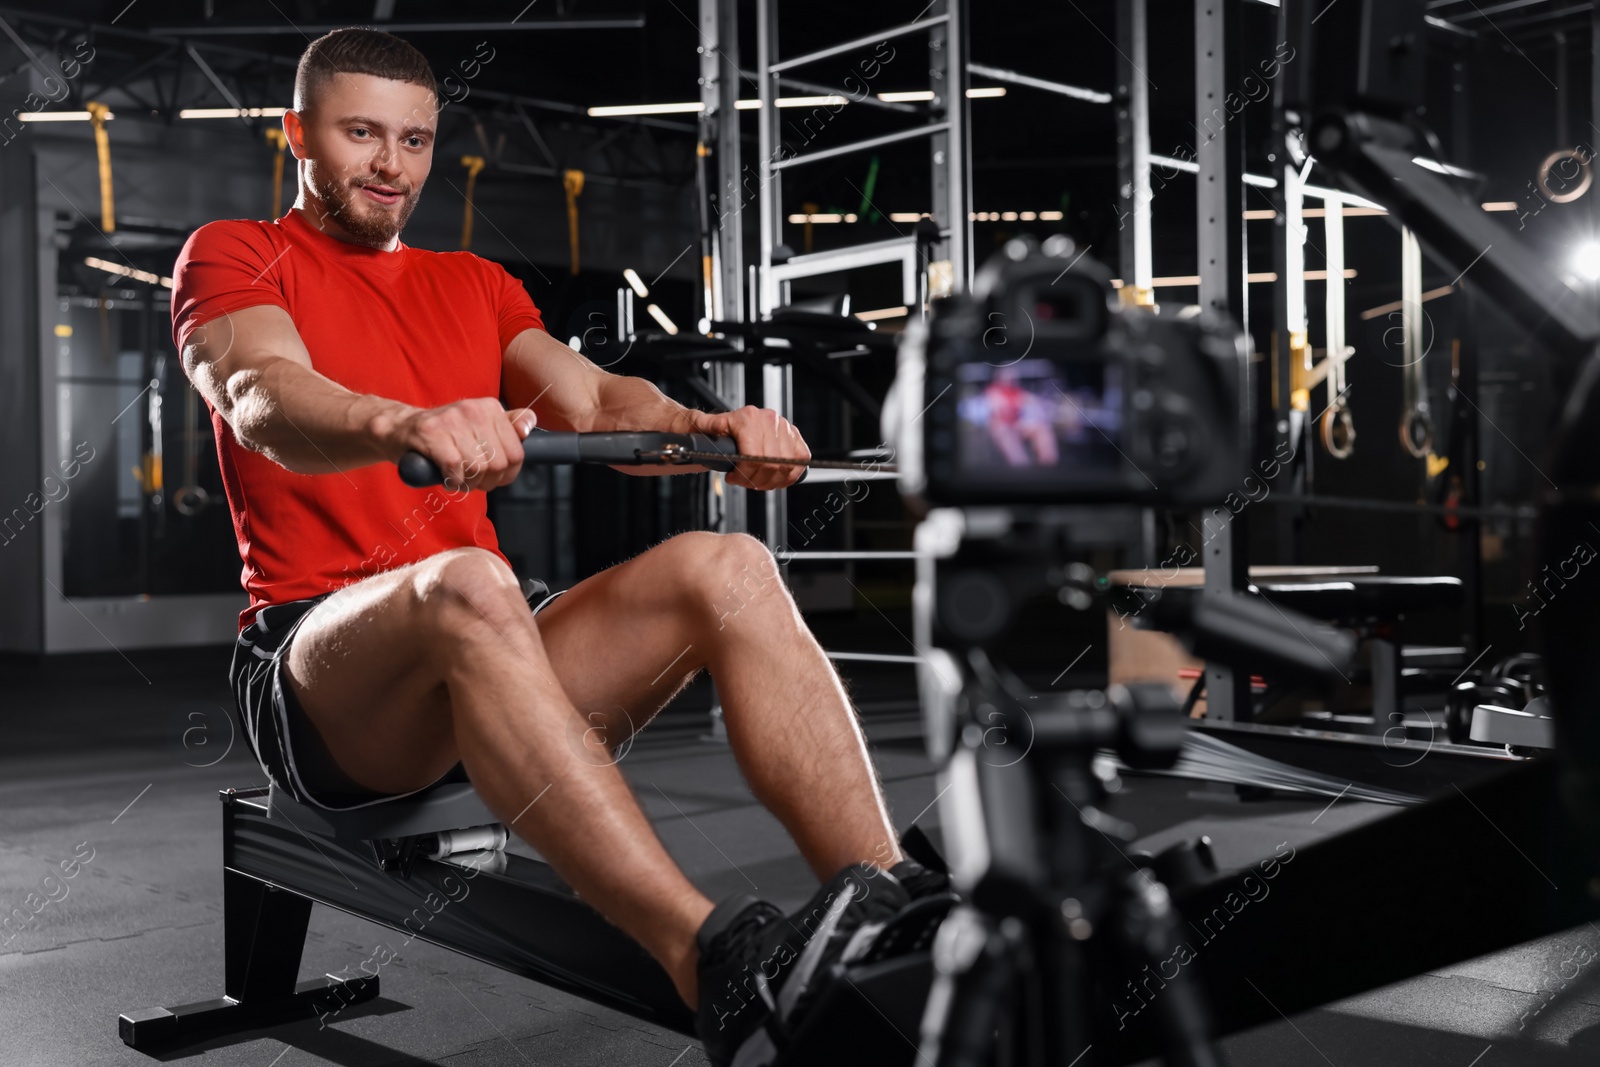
[294,27,436,114]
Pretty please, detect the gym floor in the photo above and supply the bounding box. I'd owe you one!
[3,642,1597,1067]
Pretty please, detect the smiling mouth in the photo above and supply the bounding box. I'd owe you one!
[360,184,404,205]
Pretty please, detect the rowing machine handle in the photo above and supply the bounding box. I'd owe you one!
[397,431,739,488]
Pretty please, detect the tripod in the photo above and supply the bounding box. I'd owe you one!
[909,509,1353,1066]
[916,650,1223,1067]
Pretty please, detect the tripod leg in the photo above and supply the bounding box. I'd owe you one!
[1115,872,1226,1067]
[920,906,1019,1067]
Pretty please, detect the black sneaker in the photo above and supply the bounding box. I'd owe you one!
[695,863,911,1067]
[889,856,954,901]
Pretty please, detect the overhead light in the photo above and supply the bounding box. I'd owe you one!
[590,89,1003,118]
[622,268,649,298]
[1572,241,1600,282]
[589,96,849,117]
[588,101,706,117]
[785,94,850,108]
[856,305,908,321]
[735,95,849,109]
[1112,269,1359,289]
[646,303,679,335]
[1241,202,1513,218]
[1359,285,1456,321]
[19,110,113,122]
[789,209,1064,224]
[85,256,173,288]
[179,107,287,119]
[877,87,1005,102]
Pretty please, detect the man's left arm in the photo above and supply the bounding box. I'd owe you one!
[501,326,808,491]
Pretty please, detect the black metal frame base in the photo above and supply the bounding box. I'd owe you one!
[121,852,387,1049]
[119,787,696,1052]
[118,787,936,1063]
[119,974,379,1049]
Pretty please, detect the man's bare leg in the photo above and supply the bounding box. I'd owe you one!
[285,547,715,1006]
[532,531,906,880]
[286,533,906,1008]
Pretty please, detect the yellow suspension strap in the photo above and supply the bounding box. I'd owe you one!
[265,128,288,217]
[698,143,715,317]
[85,101,114,232]
[459,155,486,250]
[563,168,585,274]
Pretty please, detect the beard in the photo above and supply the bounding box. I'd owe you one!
[308,167,422,248]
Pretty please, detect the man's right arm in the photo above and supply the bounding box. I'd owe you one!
[181,304,532,489]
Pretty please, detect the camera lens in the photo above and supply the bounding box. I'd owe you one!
[1155,424,1192,470]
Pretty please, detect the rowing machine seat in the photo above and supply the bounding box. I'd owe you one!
[266,769,498,841]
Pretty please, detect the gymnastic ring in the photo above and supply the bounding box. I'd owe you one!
[1400,408,1434,460]
[1537,148,1593,204]
[174,484,210,516]
[1320,401,1355,459]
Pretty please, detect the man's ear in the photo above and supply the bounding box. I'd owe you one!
[282,111,308,160]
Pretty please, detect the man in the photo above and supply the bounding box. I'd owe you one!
[982,365,1059,468]
[171,26,948,1066]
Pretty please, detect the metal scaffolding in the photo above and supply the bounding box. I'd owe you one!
[750,0,971,560]
[693,0,972,535]
[693,0,973,669]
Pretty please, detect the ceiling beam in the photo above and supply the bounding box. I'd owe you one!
[150,18,646,35]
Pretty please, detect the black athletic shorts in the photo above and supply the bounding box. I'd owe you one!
[229,580,567,811]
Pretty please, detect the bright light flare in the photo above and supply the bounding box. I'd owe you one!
[1574,241,1600,282]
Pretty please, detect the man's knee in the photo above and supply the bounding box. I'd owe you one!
[665,531,777,582]
[411,547,527,635]
[661,532,785,617]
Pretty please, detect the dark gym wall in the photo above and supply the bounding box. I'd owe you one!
[26,116,698,285]
[1,87,700,652]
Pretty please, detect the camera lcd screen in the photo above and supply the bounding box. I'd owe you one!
[953,357,1124,478]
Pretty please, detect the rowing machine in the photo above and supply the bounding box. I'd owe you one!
[117,771,938,1058]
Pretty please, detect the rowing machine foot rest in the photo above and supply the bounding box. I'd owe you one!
[119,973,379,1050]
[774,952,935,1066]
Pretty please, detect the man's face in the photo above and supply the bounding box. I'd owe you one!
[287,73,436,249]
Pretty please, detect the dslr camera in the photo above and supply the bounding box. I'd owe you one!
[886,237,1249,508]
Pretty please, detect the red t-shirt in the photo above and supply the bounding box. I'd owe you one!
[986,383,1025,426]
[170,209,546,630]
